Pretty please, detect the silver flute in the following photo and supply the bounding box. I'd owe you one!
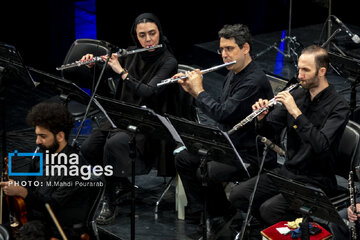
[157,60,236,87]
[228,82,300,135]
[32,146,40,159]
[349,170,358,240]
[56,44,163,71]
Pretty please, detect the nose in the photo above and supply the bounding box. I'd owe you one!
[36,136,42,145]
[221,50,228,58]
[145,33,152,42]
[298,70,304,80]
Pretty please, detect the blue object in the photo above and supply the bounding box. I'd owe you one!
[75,0,96,39]
[274,30,286,75]
[73,118,92,135]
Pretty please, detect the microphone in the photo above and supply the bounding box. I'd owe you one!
[332,15,360,44]
[260,136,286,157]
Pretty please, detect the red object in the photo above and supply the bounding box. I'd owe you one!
[3,156,28,226]
[261,221,332,240]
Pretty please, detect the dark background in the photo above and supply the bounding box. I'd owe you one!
[0,0,358,75]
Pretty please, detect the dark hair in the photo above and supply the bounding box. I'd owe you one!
[26,102,74,141]
[218,24,252,52]
[131,13,164,47]
[301,45,329,73]
[16,220,48,240]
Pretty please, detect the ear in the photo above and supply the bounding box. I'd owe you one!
[318,67,327,77]
[242,42,250,55]
[56,131,65,143]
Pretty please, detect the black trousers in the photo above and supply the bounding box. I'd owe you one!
[229,168,299,226]
[328,206,350,239]
[175,149,251,218]
[80,128,150,177]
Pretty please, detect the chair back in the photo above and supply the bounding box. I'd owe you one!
[330,120,360,208]
[61,39,110,91]
[336,120,360,179]
[0,225,9,240]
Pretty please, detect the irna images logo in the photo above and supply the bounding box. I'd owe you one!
[8,150,113,180]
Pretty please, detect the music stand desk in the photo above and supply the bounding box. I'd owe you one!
[267,172,347,229]
[166,114,249,175]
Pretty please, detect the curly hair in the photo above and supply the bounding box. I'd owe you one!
[26,102,74,141]
[218,24,252,53]
[16,220,49,240]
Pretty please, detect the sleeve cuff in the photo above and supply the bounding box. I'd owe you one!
[292,113,305,130]
[196,91,208,104]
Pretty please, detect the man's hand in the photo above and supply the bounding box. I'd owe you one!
[0,180,28,199]
[275,91,302,119]
[348,204,360,223]
[176,69,204,99]
[252,98,270,121]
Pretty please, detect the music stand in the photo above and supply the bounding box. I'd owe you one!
[267,172,347,239]
[166,114,250,240]
[328,51,360,119]
[27,66,117,144]
[95,95,183,240]
[0,42,38,88]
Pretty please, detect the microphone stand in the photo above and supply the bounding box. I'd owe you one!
[71,48,113,148]
[234,136,268,240]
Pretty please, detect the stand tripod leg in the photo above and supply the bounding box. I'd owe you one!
[128,129,137,240]
[154,176,175,219]
[235,145,269,240]
[199,152,209,240]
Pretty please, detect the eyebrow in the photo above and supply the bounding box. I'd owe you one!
[36,133,47,138]
[138,29,157,34]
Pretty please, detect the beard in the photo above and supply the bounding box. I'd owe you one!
[301,74,320,90]
[37,139,60,154]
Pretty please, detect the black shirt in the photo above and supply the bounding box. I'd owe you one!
[257,84,350,193]
[26,145,91,236]
[195,61,275,168]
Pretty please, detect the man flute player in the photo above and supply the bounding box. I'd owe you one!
[172,23,277,239]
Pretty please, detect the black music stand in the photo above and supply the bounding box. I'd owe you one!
[267,172,347,240]
[166,115,250,240]
[95,95,183,240]
[27,67,117,147]
[329,51,360,120]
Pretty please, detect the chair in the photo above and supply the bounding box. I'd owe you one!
[85,175,105,240]
[60,39,112,136]
[0,225,9,240]
[330,120,360,209]
[61,38,110,91]
[275,120,360,210]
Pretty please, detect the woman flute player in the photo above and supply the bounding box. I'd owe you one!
[80,13,189,225]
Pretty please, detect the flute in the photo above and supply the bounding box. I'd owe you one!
[56,44,163,71]
[157,61,236,87]
[228,82,300,135]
